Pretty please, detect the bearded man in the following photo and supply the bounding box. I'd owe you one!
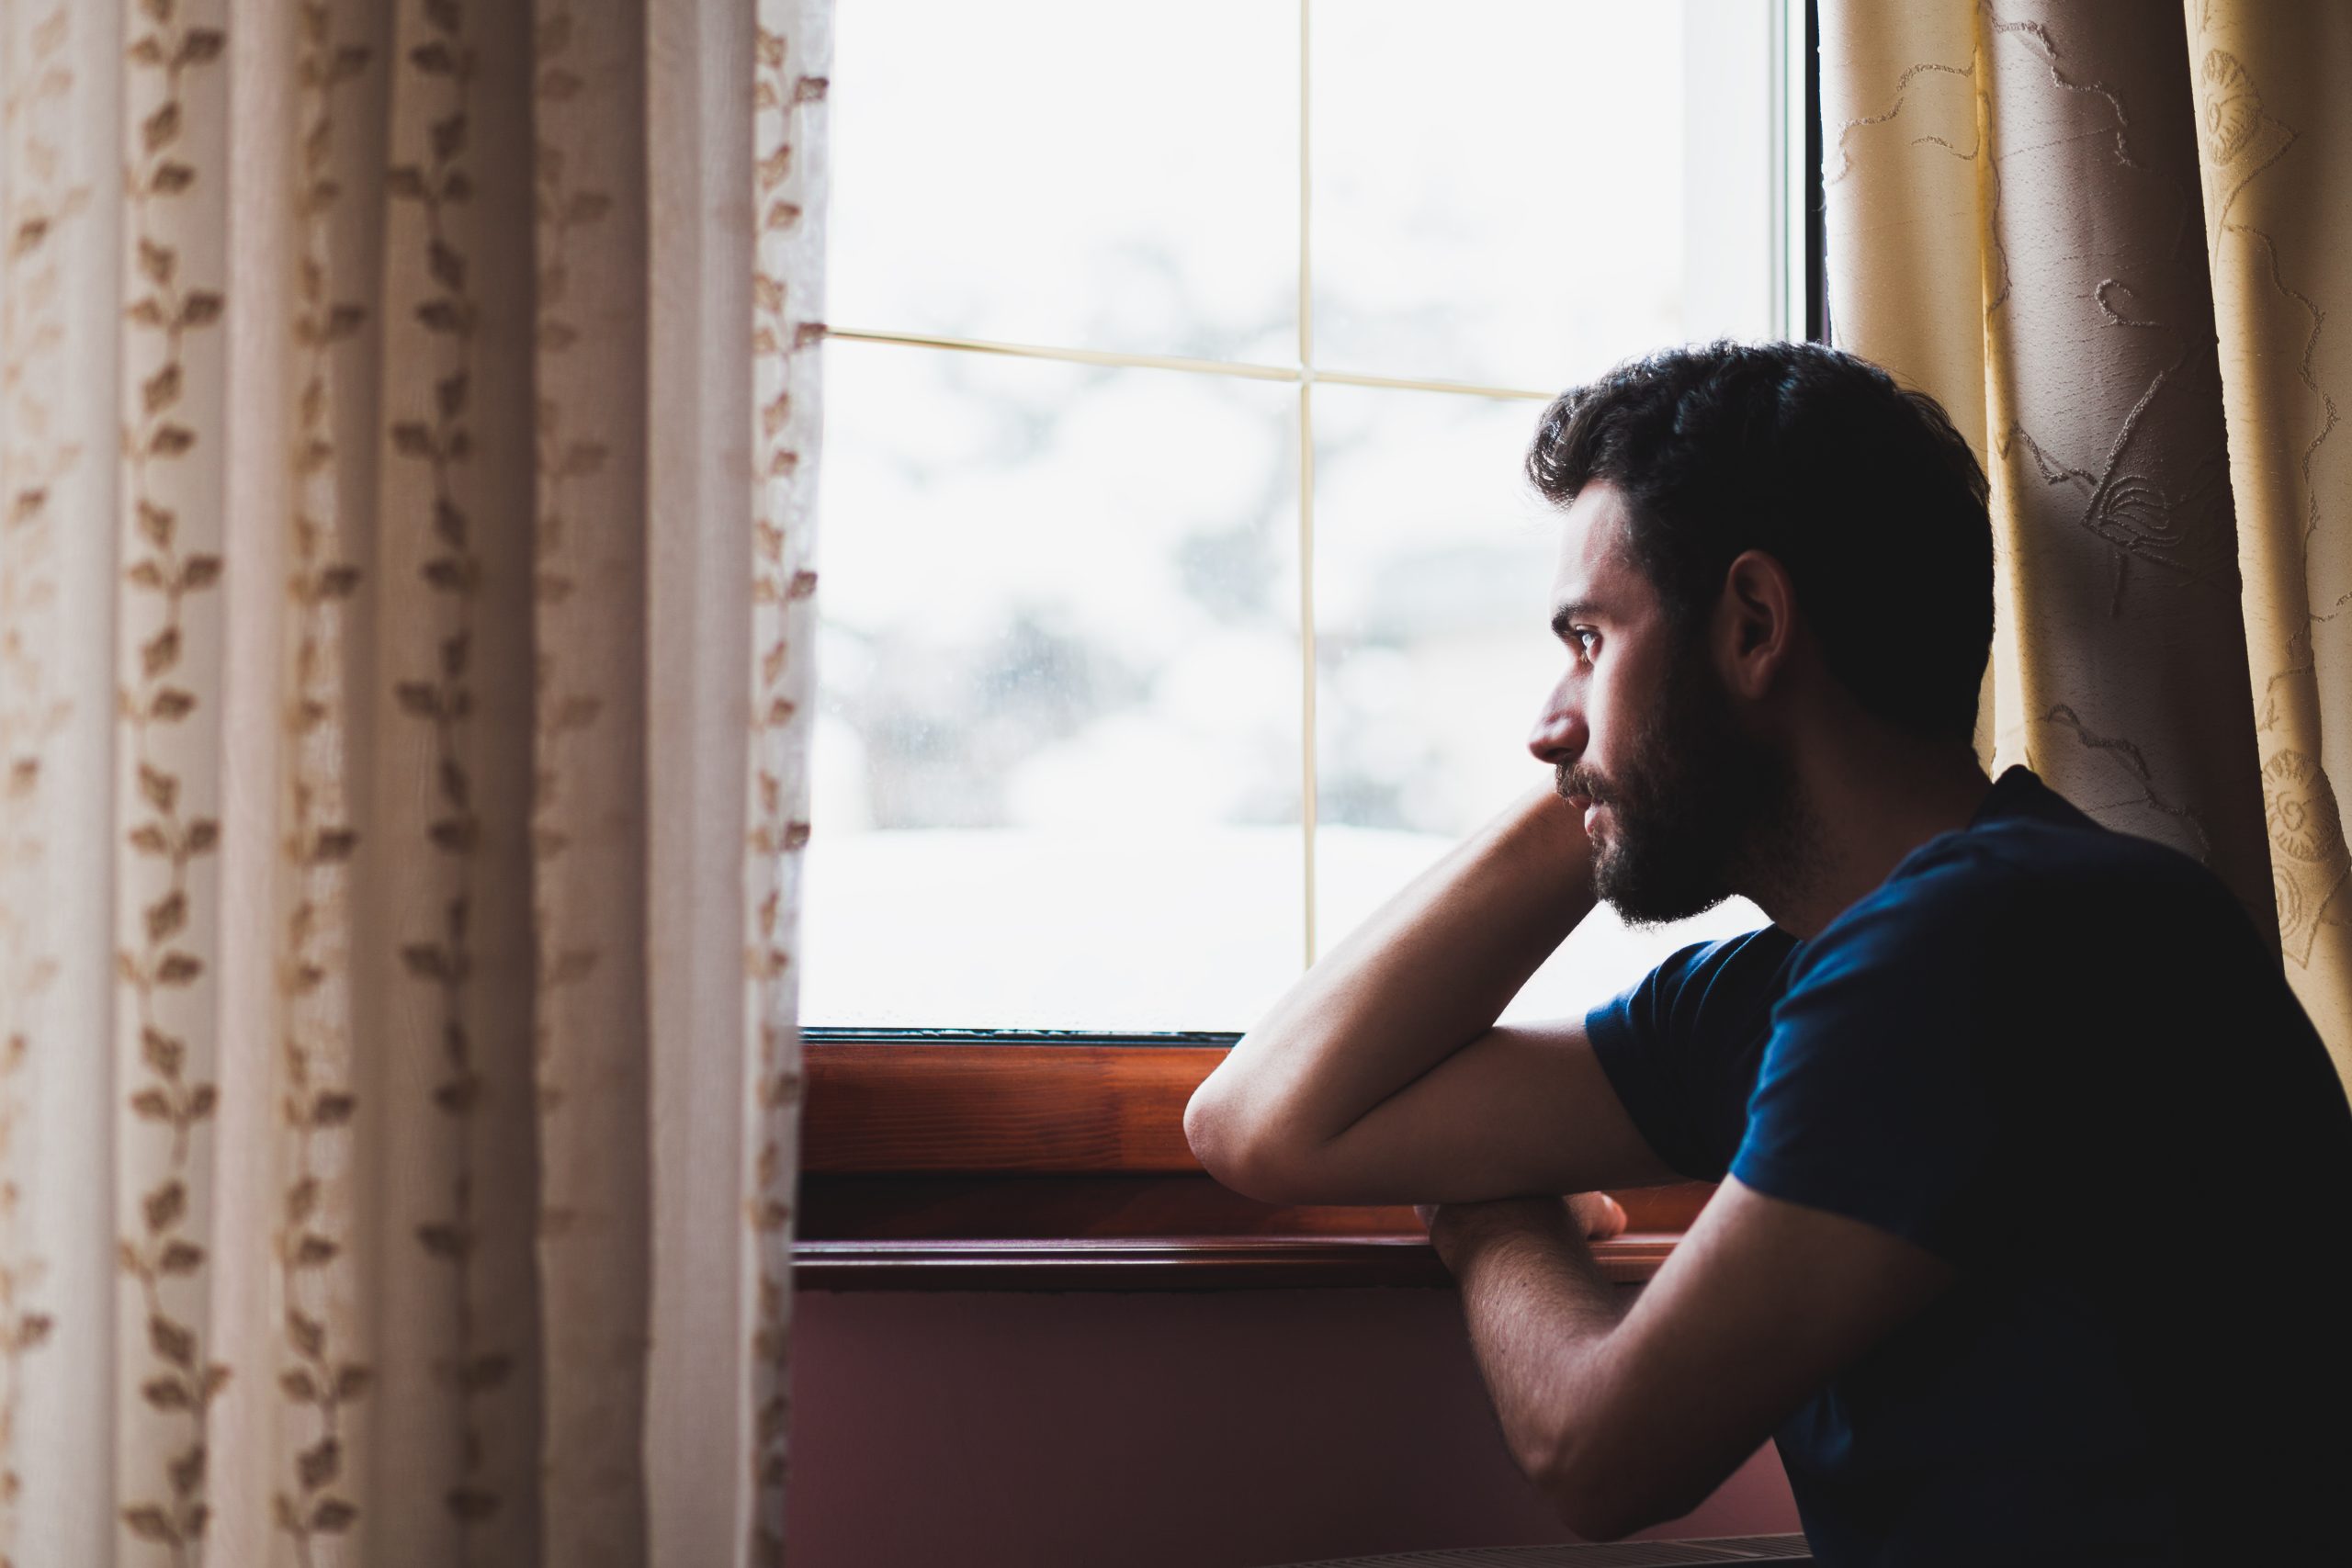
[1183,341,2352,1564]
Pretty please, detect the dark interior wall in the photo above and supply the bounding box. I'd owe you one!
[787,1284,1797,1568]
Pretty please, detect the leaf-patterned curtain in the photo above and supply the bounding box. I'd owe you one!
[1817,0,2352,1092]
[0,0,828,1562]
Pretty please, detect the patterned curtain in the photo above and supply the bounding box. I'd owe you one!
[0,0,828,1562]
[1817,0,2352,1091]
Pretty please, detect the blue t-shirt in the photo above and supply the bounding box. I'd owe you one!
[1585,765,2352,1564]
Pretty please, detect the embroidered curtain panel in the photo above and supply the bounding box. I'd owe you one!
[1819,0,2352,1089]
[0,0,827,1562]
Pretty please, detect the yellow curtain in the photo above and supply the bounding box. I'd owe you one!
[0,0,828,1562]
[1818,0,2352,1090]
[2183,2,2352,1087]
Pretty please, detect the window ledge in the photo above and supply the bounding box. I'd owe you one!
[795,1232,1681,1291]
[795,1039,1708,1290]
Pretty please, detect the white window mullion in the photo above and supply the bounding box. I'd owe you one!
[1298,0,1319,969]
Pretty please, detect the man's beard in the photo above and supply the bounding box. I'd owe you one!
[1562,633,1810,929]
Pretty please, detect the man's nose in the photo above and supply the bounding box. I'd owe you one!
[1526,690,1587,768]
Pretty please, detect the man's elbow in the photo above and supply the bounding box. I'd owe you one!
[1540,1429,1694,1544]
[1182,1083,1239,1182]
[1545,1459,1648,1544]
[1183,1078,1292,1204]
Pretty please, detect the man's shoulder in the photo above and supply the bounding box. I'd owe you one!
[1587,924,1800,1088]
[1634,923,1805,1027]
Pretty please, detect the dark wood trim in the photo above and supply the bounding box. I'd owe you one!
[805,1041,1223,1173]
[794,1173,1696,1289]
[794,1234,1681,1292]
[797,1171,1713,1240]
[803,1042,1708,1201]
[797,1040,1709,1288]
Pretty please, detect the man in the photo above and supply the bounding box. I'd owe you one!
[1183,341,2352,1562]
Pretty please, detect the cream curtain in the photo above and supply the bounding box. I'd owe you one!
[0,0,828,1562]
[1818,0,2352,1090]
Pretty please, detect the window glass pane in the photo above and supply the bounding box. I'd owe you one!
[1313,0,1778,390]
[829,0,1299,365]
[1310,383,1764,1020]
[807,342,1304,1029]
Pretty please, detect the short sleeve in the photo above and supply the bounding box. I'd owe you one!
[1584,928,1799,1182]
[1728,852,2008,1263]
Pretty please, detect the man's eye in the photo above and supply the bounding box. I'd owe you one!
[1573,628,1599,659]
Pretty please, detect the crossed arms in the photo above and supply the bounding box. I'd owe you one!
[1182,782,1954,1540]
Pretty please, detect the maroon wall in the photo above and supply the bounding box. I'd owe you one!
[787,1284,1797,1567]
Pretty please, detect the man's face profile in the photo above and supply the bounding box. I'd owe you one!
[1532,483,1800,929]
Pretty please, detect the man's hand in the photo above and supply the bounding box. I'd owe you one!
[1416,1192,1629,1259]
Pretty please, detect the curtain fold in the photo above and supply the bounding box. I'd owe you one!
[2182,0,2352,1081]
[1819,0,2352,1089]
[0,0,829,1562]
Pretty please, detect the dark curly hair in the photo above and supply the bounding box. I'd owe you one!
[1526,340,1993,747]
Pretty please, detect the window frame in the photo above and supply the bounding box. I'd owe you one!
[797,1,1827,1290]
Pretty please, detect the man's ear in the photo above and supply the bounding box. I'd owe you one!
[1713,547,1798,701]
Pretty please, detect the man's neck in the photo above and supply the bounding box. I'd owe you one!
[1746,735,1995,942]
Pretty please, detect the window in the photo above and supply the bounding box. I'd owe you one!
[808,1,1817,1040]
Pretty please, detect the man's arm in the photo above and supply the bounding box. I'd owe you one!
[1185,781,1679,1204]
[1427,1179,1956,1541]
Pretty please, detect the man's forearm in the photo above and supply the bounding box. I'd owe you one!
[1191,780,1596,1160]
[1432,1198,1624,1507]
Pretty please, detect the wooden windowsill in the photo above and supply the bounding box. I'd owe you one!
[792,1038,1710,1291]
[794,1234,1683,1291]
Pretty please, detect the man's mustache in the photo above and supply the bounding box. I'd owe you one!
[1558,765,1613,805]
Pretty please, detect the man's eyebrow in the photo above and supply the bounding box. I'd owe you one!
[1549,601,1600,637]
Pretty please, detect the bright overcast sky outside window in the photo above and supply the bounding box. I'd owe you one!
[808,1,1792,1030]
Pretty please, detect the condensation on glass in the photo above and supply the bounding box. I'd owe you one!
[810,0,1793,1030]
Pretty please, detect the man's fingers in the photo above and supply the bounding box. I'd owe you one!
[1567,1190,1628,1240]
[1414,1194,1625,1242]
